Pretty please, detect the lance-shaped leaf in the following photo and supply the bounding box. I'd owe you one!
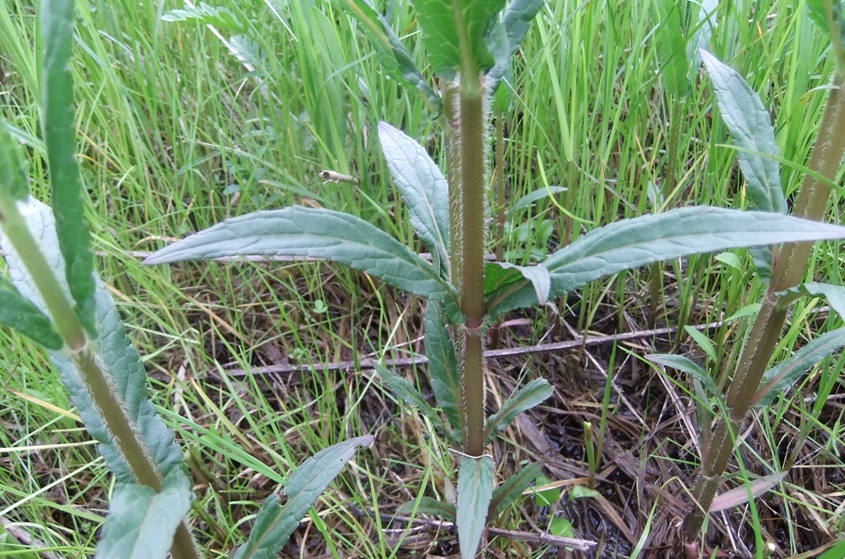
[398,496,457,521]
[374,363,447,432]
[41,0,96,336]
[144,207,455,303]
[0,276,63,350]
[490,262,550,305]
[335,0,440,111]
[2,199,185,482]
[486,207,845,317]
[161,3,246,32]
[412,0,506,79]
[232,435,374,559]
[646,354,722,400]
[507,185,567,216]
[688,0,718,73]
[0,121,29,201]
[489,461,543,516]
[778,282,845,319]
[656,0,690,98]
[95,469,193,559]
[709,471,787,512]
[379,122,450,272]
[487,0,543,88]
[424,301,461,436]
[701,50,786,215]
[753,328,845,407]
[502,0,545,54]
[456,455,494,559]
[483,378,553,443]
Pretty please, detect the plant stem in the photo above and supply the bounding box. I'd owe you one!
[682,72,845,543]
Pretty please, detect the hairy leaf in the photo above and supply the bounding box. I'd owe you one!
[489,461,543,516]
[336,0,441,111]
[374,363,445,430]
[781,282,845,319]
[0,121,29,201]
[709,472,787,512]
[484,378,553,443]
[502,0,545,54]
[379,123,450,271]
[701,50,786,214]
[397,496,457,521]
[232,436,374,559]
[161,2,246,31]
[95,469,192,559]
[646,353,721,400]
[493,262,550,305]
[688,0,718,73]
[424,301,462,437]
[41,0,96,337]
[487,207,845,317]
[2,199,184,482]
[0,276,63,349]
[456,455,494,559]
[753,328,845,407]
[144,206,455,303]
[412,0,506,79]
[656,0,690,98]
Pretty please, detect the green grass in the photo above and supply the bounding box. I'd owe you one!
[1,0,844,557]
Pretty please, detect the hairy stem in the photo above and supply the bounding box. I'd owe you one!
[682,71,845,543]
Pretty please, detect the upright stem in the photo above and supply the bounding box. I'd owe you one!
[682,74,845,544]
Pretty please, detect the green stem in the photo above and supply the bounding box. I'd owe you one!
[682,72,845,543]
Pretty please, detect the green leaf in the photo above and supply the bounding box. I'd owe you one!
[487,207,845,317]
[374,363,447,432]
[656,0,690,98]
[144,206,455,303]
[806,0,845,69]
[40,0,96,337]
[335,0,441,112]
[397,496,457,521]
[782,282,845,319]
[683,325,718,363]
[0,275,63,349]
[708,471,787,512]
[0,121,29,201]
[507,185,567,216]
[818,539,845,559]
[529,474,561,507]
[161,2,246,32]
[646,353,722,400]
[701,50,786,215]
[412,0,506,80]
[753,328,845,407]
[378,122,450,271]
[489,461,543,516]
[483,378,553,443]
[501,0,545,54]
[2,199,185,482]
[687,0,717,74]
[456,455,494,559]
[493,262,550,305]
[424,301,462,437]
[95,469,192,559]
[233,436,374,559]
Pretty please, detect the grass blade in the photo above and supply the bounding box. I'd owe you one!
[647,354,721,400]
[708,472,787,512]
[456,455,494,559]
[40,0,96,336]
[144,206,456,303]
[232,436,374,559]
[96,470,193,559]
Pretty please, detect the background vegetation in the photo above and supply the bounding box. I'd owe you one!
[0,0,843,557]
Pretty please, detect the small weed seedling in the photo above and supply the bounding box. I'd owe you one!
[148,1,845,556]
[0,1,371,557]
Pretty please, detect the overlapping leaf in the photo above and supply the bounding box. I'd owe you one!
[488,461,543,516]
[424,301,461,436]
[456,455,494,559]
[0,277,62,349]
[145,207,456,303]
[232,436,374,559]
[0,121,29,201]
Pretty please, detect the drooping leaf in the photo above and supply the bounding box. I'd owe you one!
[456,455,494,559]
[646,353,722,400]
[335,0,441,112]
[161,2,246,32]
[0,121,29,201]
[779,282,845,319]
[491,262,550,305]
[486,207,845,317]
[1,199,185,483]
[701,50,786,215]
[378,122,450,272]
[412,0,506,80]
[683,325,718,362]
[144,206,456,303]
[0,276,63,349]
[397,496,457,521]
[501,0,545,54]
[507,185,567,216]
[41,0,96,336]
[232,436,374,559]
[489,461,543,516]
[753,328,845,407]
[708,471,787,512]
[424,301,462,437]
[483,378,553,443]
[656,0,690,98]
[95,469,193,559]
[374,363,447,432]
